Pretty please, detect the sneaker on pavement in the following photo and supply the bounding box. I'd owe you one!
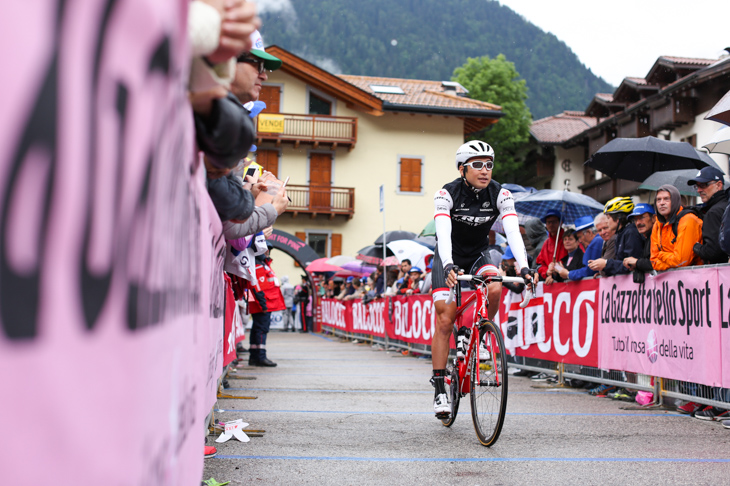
[588,384,615,396]
[694,407,729,421]
[204,445,218,458]
[721,419,730,429]
[545,376,558,384]
[434,393,451,418]
[530,372,552,382]
[512,369,534,377]
[676,401,702,415]
[613,389,636,402]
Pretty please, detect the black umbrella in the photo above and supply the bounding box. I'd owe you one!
[356,244,396,265]
[585,136,712,182]
[373,230,417,245]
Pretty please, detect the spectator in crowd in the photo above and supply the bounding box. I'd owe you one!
[551,215,602,281]
[420,260,434,295]
[294,275,312,332]
[587,197,643,277]
[720,182,730,259]
[336,277,355,300]
[400,267,423,295]
[500,247,525,295]
[384,267,400,296]
[393,259,412,293]
[622,204,657,283]
[343,278,365,301]
[280,275,295,332]
[688,167,729,264]
[231,30,282,105]
[548,229,584,283]
[535,209,567,281]
[592,212,617,277]
[650,184,703,271]
[523,219,548,262]
[247,253,285,366]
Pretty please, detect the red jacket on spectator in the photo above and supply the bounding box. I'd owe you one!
[248,261,286,314]
[536,232,568,279]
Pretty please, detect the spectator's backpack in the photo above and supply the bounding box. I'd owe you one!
[669,207,702,244]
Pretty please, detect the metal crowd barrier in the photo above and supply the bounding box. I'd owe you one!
[318,324,730,411]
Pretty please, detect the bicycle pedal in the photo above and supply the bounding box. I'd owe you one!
[435,411,451,419]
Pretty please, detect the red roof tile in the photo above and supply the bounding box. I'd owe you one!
[338,75,501,112]
[531,111,599,144]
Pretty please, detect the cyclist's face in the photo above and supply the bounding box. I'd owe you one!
[459,156,492,189]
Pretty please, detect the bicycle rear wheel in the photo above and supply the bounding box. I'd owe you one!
[470,319,508,446]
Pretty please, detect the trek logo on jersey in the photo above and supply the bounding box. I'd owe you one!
[453,215,494,226]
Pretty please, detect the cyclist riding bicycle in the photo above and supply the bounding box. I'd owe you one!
[431,140,533,418]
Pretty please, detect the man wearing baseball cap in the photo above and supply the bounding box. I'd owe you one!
[688,166,728,264]
[623,204,656,282]
[231,30,282,105]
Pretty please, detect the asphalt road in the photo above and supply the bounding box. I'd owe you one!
[203,331,730,485]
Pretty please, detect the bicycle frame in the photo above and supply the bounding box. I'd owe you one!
[450,281,492,395]
[448,274,532,395]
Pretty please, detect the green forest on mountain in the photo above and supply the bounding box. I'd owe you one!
[259,0,613,120]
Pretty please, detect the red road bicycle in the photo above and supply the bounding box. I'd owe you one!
[441,270,533,446]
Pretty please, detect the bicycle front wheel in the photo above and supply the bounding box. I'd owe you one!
[470,319,508,447]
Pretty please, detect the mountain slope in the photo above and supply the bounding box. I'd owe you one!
[259,0,613,119]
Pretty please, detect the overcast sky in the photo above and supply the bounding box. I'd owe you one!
[498,0,729,87]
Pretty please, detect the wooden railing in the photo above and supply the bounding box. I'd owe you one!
[284,184,355,219]
[258,113,357,149]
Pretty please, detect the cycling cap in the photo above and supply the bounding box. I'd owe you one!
[455,141,494,169]
[604,196,634,214]
[628,203,655,219]
[409,266,422,274]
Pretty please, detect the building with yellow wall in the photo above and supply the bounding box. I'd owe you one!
[255,47,504,280]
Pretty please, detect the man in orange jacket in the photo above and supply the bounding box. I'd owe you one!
[650,184,703,271]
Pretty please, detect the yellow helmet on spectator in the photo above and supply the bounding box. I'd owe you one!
[604,196,634,215]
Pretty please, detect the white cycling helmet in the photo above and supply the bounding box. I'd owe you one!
[455,141,494,169]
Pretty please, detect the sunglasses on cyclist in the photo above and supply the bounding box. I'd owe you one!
[238,56,266,74]
[463,160,494,171]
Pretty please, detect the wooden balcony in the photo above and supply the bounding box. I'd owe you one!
[284,184,355,219]
[650,97,695,132]
[257,113,358,150]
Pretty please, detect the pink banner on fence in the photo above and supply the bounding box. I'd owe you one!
[0,2,223,484]
[386,294,437,345]
[497,280,600,367]
[717,269,730,388]
[320,298,348,332]
[598,270,722,386]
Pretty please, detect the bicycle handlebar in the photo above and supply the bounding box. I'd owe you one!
[445,273,534,308]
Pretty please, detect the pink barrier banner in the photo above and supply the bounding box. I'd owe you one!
[387,294,437,345]
[0,2,223,484]
[720,269,730,388]
[597,270,722,386]
[350,299,387,338]
[497,280,600,367]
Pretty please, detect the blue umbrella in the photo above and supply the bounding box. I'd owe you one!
[514,189,603,224]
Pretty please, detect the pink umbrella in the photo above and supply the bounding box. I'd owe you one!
[305,258,342,273]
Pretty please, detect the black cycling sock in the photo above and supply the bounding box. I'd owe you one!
[431,369,447,395]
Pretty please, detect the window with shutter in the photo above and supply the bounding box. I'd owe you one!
[330,234,342,257]
[399,157,422,193]
[256,149,279,178]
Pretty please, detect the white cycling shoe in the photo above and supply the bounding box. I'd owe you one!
[434,393,451,418]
